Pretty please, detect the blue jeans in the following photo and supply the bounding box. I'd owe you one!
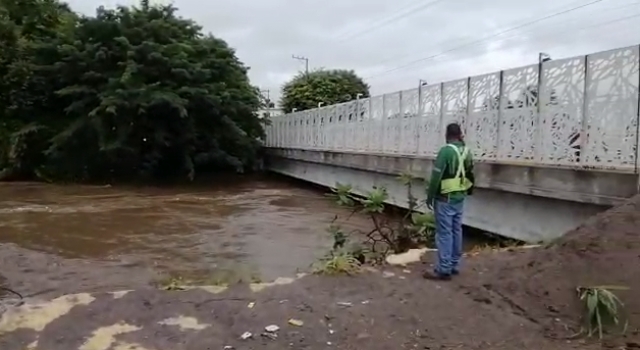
[434,199,464,275]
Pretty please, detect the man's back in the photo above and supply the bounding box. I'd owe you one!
[427,140,475,204]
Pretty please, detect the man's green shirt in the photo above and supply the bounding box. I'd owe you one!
[426,141,475,205]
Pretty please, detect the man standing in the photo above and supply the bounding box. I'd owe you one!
[424,122,475,281]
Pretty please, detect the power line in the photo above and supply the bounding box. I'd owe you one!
[366,0,639,69]
[336,0,447,42]
[333,0,424,39]
[471,11,640,56]
[372,11,640,92]
[365,0,608,80]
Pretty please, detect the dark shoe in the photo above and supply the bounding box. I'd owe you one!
[451,270,459,276]
[422,271,451,281]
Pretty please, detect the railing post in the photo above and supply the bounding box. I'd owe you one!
[368,97,373,153]
[438,83,445,151]
[465,76,471,140]
[381,94,387,153]
[581,54,590,167]
[496,71,505,160]
[635,46,640,192]
[399,90,404,154]
[535,58,544,162]
[416,83,423,155]
[355,99,360,152]
[342,104,347,151]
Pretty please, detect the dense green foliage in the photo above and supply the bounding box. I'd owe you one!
[279,69,370,113]
[0,0,264,182]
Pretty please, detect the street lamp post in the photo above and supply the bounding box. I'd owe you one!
[539,52,551,63]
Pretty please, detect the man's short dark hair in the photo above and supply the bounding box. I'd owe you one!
[445,123,462,140]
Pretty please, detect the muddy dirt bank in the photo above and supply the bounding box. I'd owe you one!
[486,194,640,344]
[0,254,604,350]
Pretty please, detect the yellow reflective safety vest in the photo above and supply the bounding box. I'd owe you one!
[440,144,473,194]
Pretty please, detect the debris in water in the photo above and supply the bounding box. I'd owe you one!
[247,302,255,309]
[261,332,277,340]
[288,318,304,327]
[240,331,252,340]
[336,301,352,307]
[265,325,279,332]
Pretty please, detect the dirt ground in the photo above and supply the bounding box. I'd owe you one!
[1,196,640,349]
[0,251,629,350]
[485,193,640,346]
[0,266,598,350]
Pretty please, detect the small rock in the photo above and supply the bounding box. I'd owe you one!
[240,331,252,340]
[356,332,370,339]
[247,302,255,309]
[288,319,304,327]
[329,329,335,334]
[223,346,234,350]
[382,271,395,278]
[337,302,352,307]
[261,332,277,340]
[265,325,279,332]
[361,300,370,305]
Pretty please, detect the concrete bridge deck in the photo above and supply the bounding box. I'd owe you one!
[264,45,640,241]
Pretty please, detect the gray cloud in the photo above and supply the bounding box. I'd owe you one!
[66,0,640,102]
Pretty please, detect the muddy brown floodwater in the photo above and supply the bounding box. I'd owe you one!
[0,175,371,298]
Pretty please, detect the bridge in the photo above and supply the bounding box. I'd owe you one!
[263,45,640,242]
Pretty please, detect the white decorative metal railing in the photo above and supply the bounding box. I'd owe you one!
[265,45,640,172]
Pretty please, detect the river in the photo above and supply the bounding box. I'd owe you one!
[0,175,373,298]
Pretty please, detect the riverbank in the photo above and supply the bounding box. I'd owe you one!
[0,250,603,350]
[2,183,640,349]
[2,238,639,349]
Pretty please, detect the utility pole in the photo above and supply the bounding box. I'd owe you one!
[260,89,272,107]
[292,54,309,76]
[260,89,270,102]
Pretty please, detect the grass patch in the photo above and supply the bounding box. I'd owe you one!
[156,266,262,290]
[313,249,362,275]
[577,285,628,339]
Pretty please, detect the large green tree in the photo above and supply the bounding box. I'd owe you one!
[0,0,264,182]
[280,69,370,113]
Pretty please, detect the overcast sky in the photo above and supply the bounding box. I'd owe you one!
[66,0,640,104]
